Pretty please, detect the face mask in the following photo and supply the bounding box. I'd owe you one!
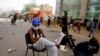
[32,26,39,30]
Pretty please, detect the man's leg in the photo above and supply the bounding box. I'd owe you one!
[67,39,73,49]
[72,26,75,32]
[48,46,58,56]
[91,30,95,37]
[70,37,75,47]
[88,31,92,37]
[40,38,56,47]
[60,36,67,45]
[40,38,58,56]
[60,36,73,49]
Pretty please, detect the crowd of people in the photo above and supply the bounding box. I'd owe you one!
[45,13,100,38]
[45,11,99,56]
[8,11,99,56]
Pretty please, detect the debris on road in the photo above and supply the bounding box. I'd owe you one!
[0,35,3,40]
[6,30,8,32]
[8,48,17,53]
[12,33,15,36]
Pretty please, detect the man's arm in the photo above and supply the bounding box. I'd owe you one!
[39,29,46,38]
[28,28,39,43]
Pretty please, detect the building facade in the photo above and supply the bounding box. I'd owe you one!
[39,4,53,17]
[56,0,100,19]
[87,0,100,19]
[56,0,81,17]
[55,0,62,16]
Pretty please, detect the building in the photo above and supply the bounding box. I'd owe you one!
[87,0,100,19]
[56,0,100,19]
[55,0,62,16]
[39,4,53,17]
[56,0,81,17]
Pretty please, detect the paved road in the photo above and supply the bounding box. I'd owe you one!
[50,22,100,42]
[0,18,100,56]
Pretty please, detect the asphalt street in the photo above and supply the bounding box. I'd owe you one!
[0,18,100,56]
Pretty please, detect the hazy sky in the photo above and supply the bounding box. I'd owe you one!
[0,0,31,11]
[0,0,56,13]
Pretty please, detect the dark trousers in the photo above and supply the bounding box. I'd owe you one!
[60,35,75,49]
[11,19,16,25]
[98,24,100,30]
[74,51,93,56]
[62,26,68,34]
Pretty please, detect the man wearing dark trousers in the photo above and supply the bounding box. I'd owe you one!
[60,11,68,34]
[60,11,75,49]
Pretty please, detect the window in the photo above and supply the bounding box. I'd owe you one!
[87,7,90,11]
[95,6,100,10]
[94,12,100,18]
[90,0,100,3]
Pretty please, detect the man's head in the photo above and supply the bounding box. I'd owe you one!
[64,11,68,15]
[32,18,41,30]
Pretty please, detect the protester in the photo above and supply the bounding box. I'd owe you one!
[74,18,81,34]
[59,11,75,49]
[60,11,68,34]
[57,16,61,24]
[88,20,96,37]
[69,17,75,32]
[24,14,28,22]
[11,13,18,25]
[27,17,59,56]
[73,37,99,56]
[47,16,51,28]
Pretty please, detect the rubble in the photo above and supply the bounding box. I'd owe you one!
[0,35,3,40]
[8,48,17,53]
[12,33,15,36]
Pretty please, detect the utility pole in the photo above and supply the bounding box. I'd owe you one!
[60,0,63,16]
